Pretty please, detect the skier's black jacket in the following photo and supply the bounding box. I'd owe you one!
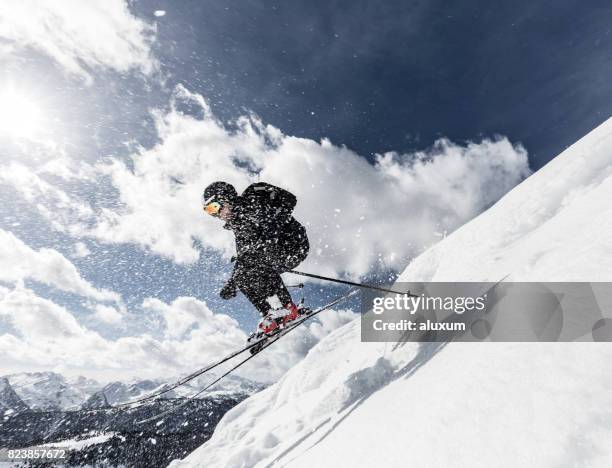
[224,182,309,270]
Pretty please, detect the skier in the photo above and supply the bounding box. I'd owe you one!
[202,181,310,339]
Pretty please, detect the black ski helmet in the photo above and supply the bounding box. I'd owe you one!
[203,181,238,205]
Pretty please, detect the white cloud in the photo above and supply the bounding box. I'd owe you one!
[0,286,111,371]
[39,156,98,182]
[0,162,95,234]
[0,228,118,303]
[0,0,156,83]
[0,285,358,383]
[154,10,166,18]
[73,242,91,258]
[0,286,93,342]
[83,85,530,278]
[93,304,124,325]
[0,86,529,279]
[143,296,244,340]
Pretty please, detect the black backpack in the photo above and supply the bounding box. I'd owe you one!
[240,182,297,221]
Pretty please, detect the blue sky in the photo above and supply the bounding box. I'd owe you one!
[0,0,607,381]
[129,0,612,169]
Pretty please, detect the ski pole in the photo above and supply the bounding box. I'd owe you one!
[288,270,416,297]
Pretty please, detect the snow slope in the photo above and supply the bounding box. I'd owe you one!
[172,118,612,468]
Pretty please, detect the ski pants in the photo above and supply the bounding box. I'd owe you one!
[232,240,309,315]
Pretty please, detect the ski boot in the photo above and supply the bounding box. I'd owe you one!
[247,301,310,354]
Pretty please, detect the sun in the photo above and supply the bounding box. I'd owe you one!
[0,88,45,140]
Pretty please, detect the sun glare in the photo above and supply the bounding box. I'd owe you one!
[0,88,45,140]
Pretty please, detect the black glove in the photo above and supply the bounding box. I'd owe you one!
[220,280,237,300]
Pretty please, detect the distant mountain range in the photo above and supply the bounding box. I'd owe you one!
[0,371,264,413]
[3,372,101,411]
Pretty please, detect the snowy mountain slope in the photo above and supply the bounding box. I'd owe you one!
[397,116,612,283]
[0,377,29,414]
[171,117,612,468]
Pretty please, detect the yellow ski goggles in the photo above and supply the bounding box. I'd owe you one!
[204,200,222,216]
